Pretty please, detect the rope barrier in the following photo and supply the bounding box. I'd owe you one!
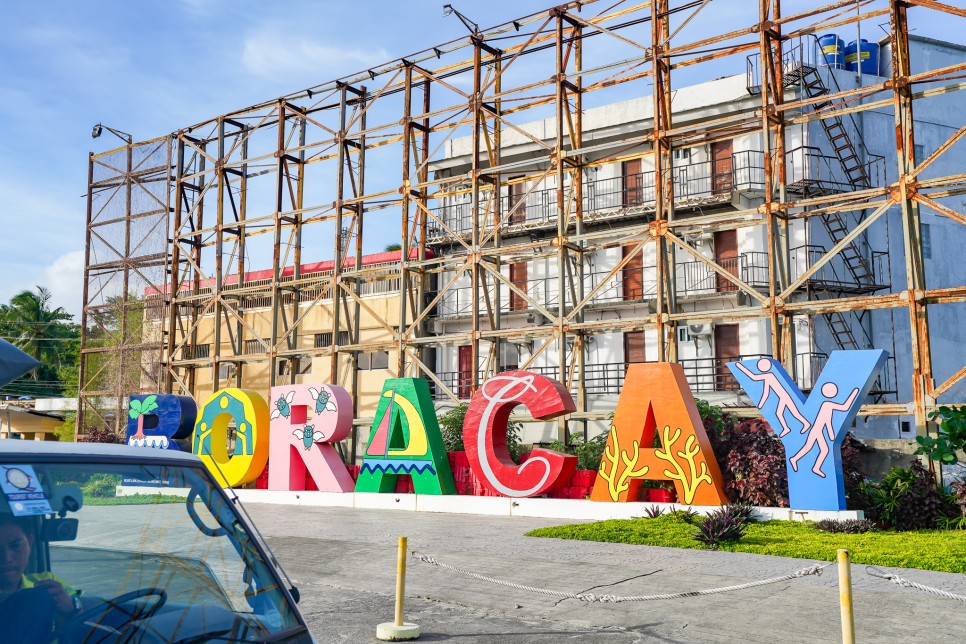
[410,551,832,603]
[866,567,966,602]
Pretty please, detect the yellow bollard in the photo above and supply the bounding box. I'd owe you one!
[377,536,420,641]
[838,549,855,644]
[395,536,407,627]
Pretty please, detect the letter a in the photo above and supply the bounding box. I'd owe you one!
[463,371,577,497]
[268,384,355,492]
[355,378,456,495]
[590,363,727,505]
[728,350,886,510]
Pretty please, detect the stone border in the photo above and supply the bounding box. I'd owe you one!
[119,486,865,523]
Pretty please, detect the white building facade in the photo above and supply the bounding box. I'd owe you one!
[425,34,966,442]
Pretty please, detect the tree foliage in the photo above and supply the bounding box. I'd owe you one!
[916,405,966,467]
[0,286,79,399]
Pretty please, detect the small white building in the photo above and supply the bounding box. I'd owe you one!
[425,34,966,442]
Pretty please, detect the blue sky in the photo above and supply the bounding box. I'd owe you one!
[0,0,959,319]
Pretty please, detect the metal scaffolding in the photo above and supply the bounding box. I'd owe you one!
[79,0,966,442]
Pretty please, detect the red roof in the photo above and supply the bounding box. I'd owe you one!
[145,248,433,296]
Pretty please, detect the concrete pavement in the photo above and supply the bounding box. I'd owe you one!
[247,504,966,643]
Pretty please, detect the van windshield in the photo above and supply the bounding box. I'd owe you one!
[0,459,307,643]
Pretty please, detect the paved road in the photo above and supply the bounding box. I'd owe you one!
[246,504,966,643]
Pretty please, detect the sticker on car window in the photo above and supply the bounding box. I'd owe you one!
[0,465,53,516]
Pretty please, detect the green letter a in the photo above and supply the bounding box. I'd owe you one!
[355,378,456,495]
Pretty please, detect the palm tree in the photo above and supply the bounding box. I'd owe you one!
[0,287,76,387]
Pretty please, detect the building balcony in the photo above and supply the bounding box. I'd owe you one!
[429,252,770,320]
[785,146,885,197]
[789,244,889,295]
[427,144,884,242]
[428,151,766,240]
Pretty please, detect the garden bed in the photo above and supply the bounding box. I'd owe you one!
[526,513,966,574]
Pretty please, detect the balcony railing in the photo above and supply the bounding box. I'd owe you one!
[430,151,766,237]
[675,252,770,295]
[789,244,888,294]
[429,353,897,402]
[430,355,769,400]
[786,145,885,195]
[430,253,768,319]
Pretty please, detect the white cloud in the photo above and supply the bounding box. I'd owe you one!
[43,250,85,319]
[242,26,390,81]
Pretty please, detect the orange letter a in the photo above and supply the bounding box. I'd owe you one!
[590,363,727,505]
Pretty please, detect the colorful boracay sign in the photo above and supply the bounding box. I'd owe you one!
[126,350,882,510]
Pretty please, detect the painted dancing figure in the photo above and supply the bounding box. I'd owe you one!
[734,359,809,437]
[790,382,859,478]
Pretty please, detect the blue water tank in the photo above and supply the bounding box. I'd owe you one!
[844,39,880,75]
[817,34,846,69]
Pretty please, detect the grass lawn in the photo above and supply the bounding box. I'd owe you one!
[85,493,186,506]
[526,514,966,574]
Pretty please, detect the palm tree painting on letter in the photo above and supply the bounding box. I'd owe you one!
[128,395,159,445]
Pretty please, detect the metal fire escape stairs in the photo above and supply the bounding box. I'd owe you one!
[747,37,893,399]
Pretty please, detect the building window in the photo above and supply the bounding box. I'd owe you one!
[244,339,263,354]
[314,331,349,348]
[372,351,389,370]
[921,223,931,260]
[672,148,691,161]
[217,363,235,380]
[184,344,210,360]
[677,326,692,344]
[358,351,390,371]
[278,357,312,377]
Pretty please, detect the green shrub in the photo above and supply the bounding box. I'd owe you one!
[859,462,958,530]
[695,398,731,437]
[693,505,749,549]
[53,414,76,442]
[814,518,874,534]
[81,473,122,498]
[438,402,522,460]
[547,431,609,471]
[671,508,700,525]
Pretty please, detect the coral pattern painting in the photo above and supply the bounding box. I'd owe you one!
[590,363,727,505]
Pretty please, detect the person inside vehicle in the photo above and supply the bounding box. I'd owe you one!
[0,515,80,642]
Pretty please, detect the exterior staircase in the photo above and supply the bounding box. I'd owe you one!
[747,36,896,401]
